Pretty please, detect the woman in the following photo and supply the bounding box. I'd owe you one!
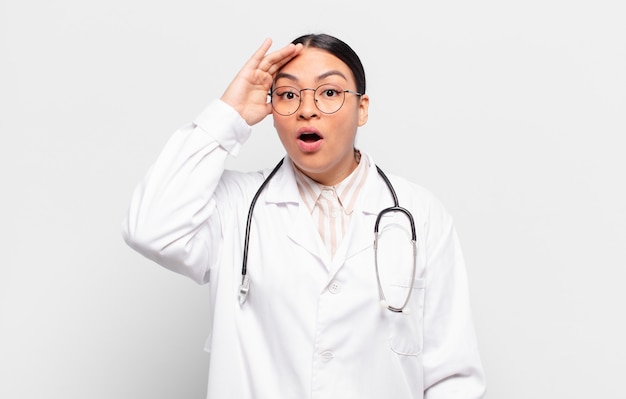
[123,33,486,398]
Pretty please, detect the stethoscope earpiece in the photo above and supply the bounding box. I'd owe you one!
[239,277,250,305]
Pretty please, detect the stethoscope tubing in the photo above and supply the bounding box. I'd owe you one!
[241,158,284,278]
[239,157,418,313]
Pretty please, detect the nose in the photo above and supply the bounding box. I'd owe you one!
[298,88,319,119]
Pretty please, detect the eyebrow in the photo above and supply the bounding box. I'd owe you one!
[274,70,349,84]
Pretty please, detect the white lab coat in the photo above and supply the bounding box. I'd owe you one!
[123,100,486,398]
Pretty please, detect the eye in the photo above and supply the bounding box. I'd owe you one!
[274,87,299,101]
[317,84,342,99]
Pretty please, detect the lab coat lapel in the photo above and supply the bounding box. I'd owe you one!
[329,158,393,276]
[264,158,328,266]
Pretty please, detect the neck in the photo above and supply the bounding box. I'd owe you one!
[294,149,361,186]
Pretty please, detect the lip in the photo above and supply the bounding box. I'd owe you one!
[296,126,324,153]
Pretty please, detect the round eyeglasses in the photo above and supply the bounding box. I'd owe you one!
[269,84,362,116]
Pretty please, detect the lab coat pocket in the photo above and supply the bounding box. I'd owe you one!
[387,278,425,356]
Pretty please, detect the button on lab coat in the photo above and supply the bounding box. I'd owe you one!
[123,100,486,398]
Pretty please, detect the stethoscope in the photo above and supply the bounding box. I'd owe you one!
[238,158,417,314]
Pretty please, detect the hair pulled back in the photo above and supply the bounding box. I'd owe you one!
[291,34,366,94]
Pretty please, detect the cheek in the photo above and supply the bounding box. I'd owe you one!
[334,113,360,138]
[272,115,285,135]
[272,117,292,147]
[272,113,291,131]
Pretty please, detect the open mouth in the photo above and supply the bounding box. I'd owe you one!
[299,133,322,143]
[296,127,324,152]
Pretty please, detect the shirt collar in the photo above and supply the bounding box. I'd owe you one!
[292,152,370,214]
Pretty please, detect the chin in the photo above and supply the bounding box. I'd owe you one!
[292,157,323,173]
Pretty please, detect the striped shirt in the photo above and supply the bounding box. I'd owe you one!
[293,153,370,258]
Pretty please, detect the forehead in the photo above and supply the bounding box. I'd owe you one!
[276,48,353,84]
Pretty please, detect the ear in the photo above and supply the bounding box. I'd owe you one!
[357,94,369,126]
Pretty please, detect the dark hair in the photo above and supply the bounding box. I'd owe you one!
[291,33,366,94]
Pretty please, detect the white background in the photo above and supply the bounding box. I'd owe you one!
[1,0,625,398]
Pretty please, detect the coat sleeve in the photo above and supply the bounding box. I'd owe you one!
[422,198,487,398]
[121,100,252,284]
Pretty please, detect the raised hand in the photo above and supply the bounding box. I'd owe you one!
[220,38,303,126]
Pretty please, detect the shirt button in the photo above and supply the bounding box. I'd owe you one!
[322,189,333,198]
[320,351,334,361]
[328,280,342,294]
[330,210,338,218]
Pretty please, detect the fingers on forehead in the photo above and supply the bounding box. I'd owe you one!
[246,38,273,66]
[265,44,301,74]
[266,58,291,75]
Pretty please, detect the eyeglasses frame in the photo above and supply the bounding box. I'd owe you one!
[268,84,362,116]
